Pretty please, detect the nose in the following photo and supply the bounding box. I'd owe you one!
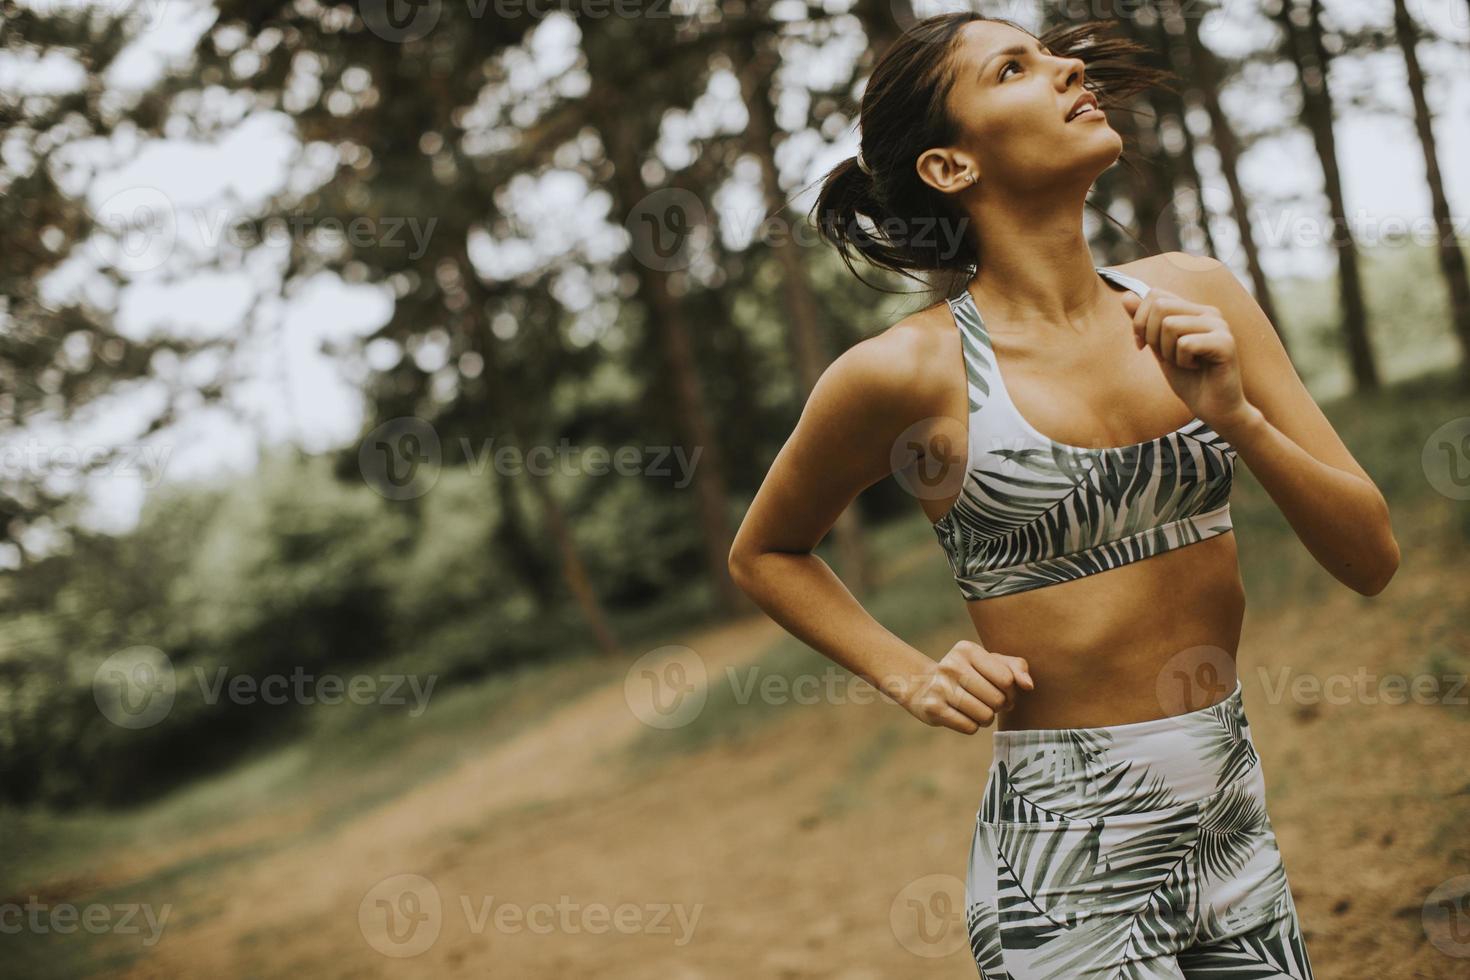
[1056,54,1086,90]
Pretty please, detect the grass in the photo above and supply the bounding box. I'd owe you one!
[0,645,627,895]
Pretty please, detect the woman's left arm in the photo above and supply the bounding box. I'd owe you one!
[1127,255,1400,596]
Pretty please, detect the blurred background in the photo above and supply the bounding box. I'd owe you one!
[2,0,1469,976]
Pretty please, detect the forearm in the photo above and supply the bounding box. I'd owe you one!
[728,549,936,704]
[1215,403,1399,594]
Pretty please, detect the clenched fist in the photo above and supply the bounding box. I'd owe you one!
[900,640,1034,734]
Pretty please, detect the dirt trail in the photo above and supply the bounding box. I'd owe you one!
[104,607,793,978]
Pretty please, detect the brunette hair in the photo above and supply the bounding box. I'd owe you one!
[812,13,1177,293]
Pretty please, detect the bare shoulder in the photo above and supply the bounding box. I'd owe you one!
[769,298,961,504]
[813,299,956,420]
[1114,251,1234,305]
[1118,251,1276,349]
[1130,248,1278,338]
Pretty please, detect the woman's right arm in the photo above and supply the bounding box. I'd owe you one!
[726,327,1034,733]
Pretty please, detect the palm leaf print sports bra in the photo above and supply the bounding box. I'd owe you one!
[931,265,1238,600]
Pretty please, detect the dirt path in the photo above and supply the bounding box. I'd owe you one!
[95,608,788,978]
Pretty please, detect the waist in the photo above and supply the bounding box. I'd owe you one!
[968,537,1244,728]
[981,677,1257,822]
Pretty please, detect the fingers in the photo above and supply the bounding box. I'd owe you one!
[966,646,1033,703]
[934,648,1005,719]
[1129,290,1214,350]
[1175,330,1231,368]
[931,702,984,735]
[922,642,1035,734]
[1006,655,1035,690]
[1130,295,1224,370]
[1158,315,1214,366]
[954,644,1012,705]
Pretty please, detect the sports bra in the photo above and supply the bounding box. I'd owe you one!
[930,265,1238,600]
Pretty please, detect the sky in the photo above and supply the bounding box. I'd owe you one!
[1,0,1469,561]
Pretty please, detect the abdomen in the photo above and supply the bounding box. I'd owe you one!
[967,532,1245,730]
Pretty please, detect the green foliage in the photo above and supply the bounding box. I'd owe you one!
[1274,242,1466,397]
[0,451,506,806]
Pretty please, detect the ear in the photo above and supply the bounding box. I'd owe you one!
[914,147,976,195]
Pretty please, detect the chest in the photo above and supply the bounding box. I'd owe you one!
[982,320,1194,450]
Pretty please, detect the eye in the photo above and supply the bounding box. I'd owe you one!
[999,58,1021,81]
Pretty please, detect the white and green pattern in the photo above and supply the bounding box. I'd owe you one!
[964,681,1315,979]
[932,266,1238,601]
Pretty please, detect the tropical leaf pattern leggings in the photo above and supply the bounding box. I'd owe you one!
[965,679,1315,978]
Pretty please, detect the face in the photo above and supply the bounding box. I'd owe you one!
[919,21,1122,194]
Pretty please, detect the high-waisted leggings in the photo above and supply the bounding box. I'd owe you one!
[964,679,1315,979]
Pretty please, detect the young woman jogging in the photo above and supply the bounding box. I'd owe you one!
[728,13,1397,978]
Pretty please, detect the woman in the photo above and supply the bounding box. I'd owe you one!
[726,12,1398,980]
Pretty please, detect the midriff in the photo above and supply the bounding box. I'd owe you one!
[968,531,1245,730]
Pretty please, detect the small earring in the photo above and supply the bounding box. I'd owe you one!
[965,173,976,184]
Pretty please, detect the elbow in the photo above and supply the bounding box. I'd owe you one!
[1351,510,1400,597]
[1354,539,1399,597]
[727,542,757,596]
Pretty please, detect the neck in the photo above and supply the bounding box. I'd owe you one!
[964,182,1107,327]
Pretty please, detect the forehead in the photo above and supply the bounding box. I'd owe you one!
[950,20,1044,73]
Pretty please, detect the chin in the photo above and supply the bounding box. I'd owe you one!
[1086,133,1124,168]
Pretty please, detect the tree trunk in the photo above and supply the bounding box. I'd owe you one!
[1151,14,1219,259]
[1393,0,1470,386]
[603,122,749,615]
[1274,0,1379,390]
[738,33,874,597]
[488,458,559,611]
[1172,0,1291,358]
[1116,98,1180,253]
[468,288,621,657]
[1110,14,1182,254]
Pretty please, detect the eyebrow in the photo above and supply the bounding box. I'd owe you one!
[978,40,1051,79]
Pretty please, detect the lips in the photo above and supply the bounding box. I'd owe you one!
[1066,90,1100,122]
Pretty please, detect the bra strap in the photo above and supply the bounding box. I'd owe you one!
[1097,265,1152,298]
[946,287,995,413]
